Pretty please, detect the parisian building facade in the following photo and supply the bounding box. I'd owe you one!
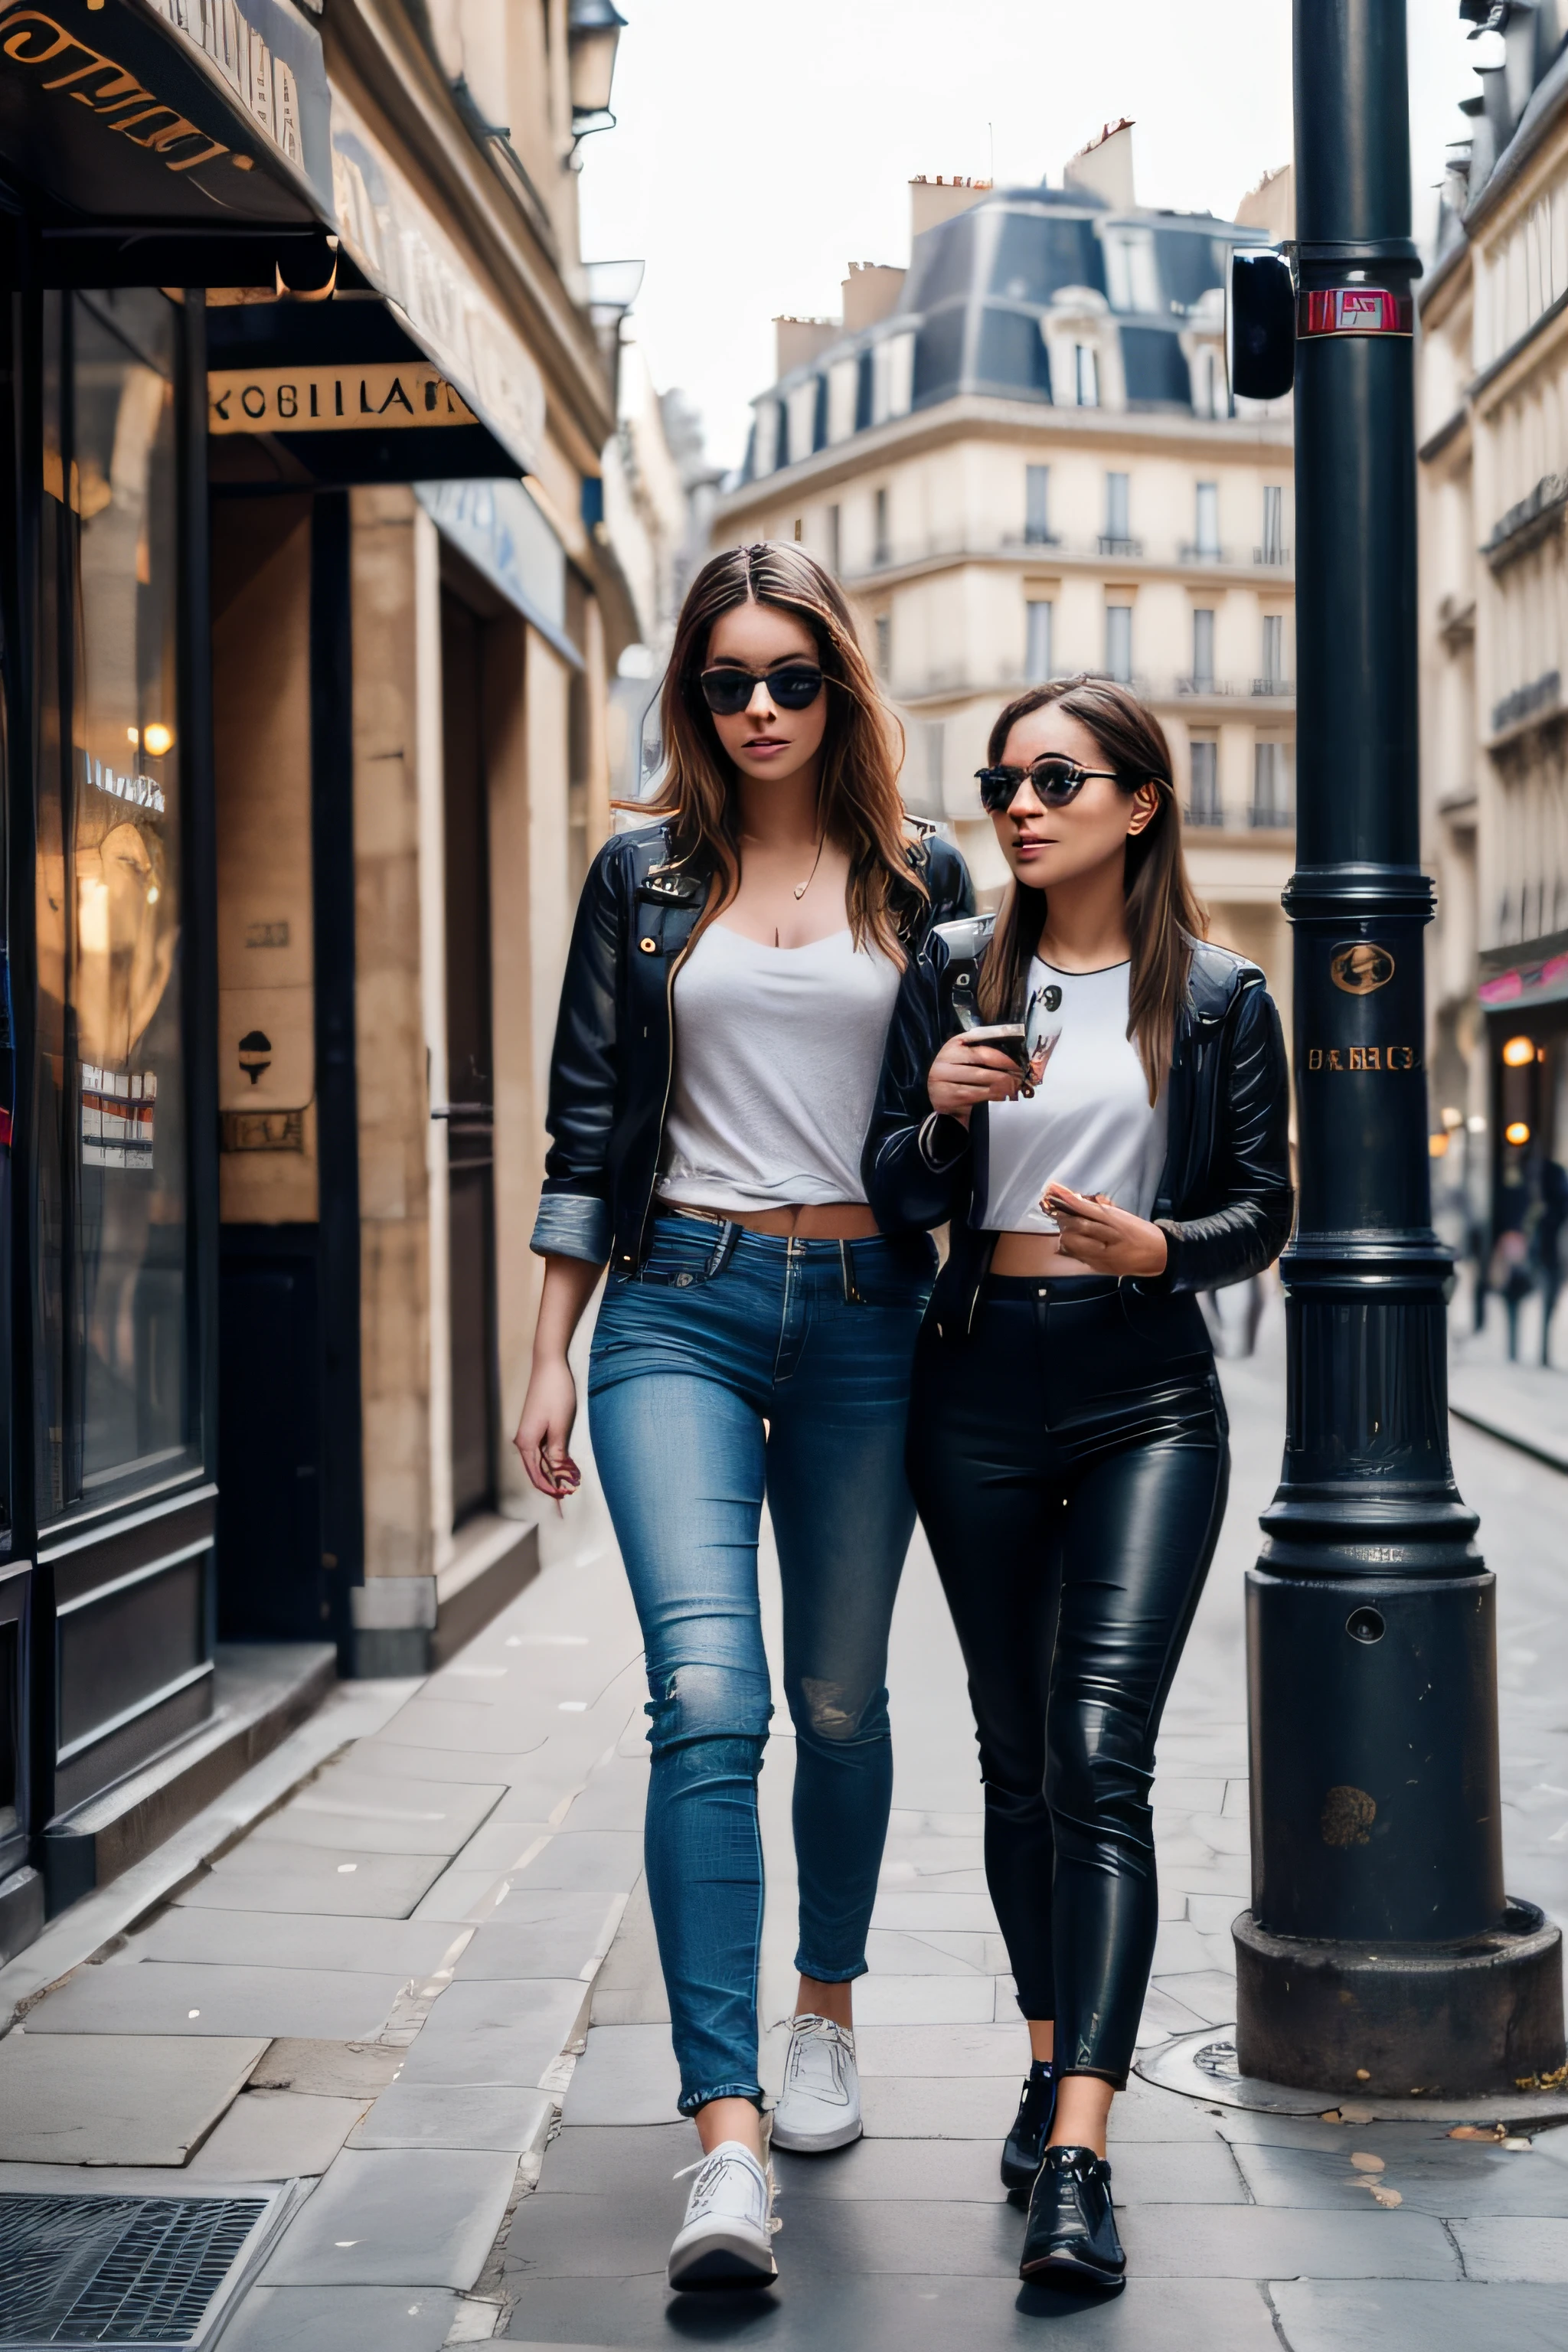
[1418,0,1568,1272]
[0,0,644,1964]
[711,127,1298,1031]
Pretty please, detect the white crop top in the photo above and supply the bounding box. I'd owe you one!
[658,923,900,1213]
[975,956,1168,1234]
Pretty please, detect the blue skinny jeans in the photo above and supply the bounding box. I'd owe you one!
[587,1211,934,2115]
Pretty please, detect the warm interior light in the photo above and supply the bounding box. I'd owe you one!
[1441,1105,1464,1130]
[126,727,139,746]
[1505,1120,1531,1146]
[142,721,175,758]
[1468,1113,1488,1133]
[1429,1132,1450,1158]
[1502,1034,1535,1067]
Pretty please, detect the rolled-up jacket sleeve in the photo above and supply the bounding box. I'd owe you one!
[529,844,624,1265]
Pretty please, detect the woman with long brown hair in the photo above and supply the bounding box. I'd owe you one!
[866,677,1292,2292]
[515,542,971,2289]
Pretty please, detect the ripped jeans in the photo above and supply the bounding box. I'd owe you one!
[588,1212,934,2114]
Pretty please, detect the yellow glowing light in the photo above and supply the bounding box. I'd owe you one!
[1429,1132,1450,1158]
[1502,1034,1536,1067]
[1442,1105,1464,1130]
[142,722,175,758]
[126,727,139,746]
[1505,1120,1531,1146]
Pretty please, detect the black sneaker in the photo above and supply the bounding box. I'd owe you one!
[1000,2059,1056,2199]
[1018,2144,1125,2290]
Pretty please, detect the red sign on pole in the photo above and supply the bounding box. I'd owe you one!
[1297,288,1413,337]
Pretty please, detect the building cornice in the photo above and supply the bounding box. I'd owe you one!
[1464,46,1568,241]
[327,0,615,471]
[716,397,1292,517]
[831,540,1295,599]
[1418,407,1470,466]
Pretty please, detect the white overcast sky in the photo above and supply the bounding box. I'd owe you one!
[577,0,1489,472]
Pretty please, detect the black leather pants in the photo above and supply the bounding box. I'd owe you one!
[907,1275,1229,2088]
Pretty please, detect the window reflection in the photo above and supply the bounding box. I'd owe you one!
[38,291,191,1517]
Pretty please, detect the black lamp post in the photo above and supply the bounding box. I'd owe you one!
[1229,0,1564,2096]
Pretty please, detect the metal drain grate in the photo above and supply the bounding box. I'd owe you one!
[0,2195,269,2346]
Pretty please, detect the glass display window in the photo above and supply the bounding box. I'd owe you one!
[36,290,194,1521]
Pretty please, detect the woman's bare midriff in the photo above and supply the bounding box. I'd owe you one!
[989,1231,1088,1278]
[668,1201,882,1240]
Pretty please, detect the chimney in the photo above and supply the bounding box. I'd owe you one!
[773,317,838,381]
[1063,118,1135,211]
[910,174,991,244]
[1235,162,1294,240]
[842,262,906,332]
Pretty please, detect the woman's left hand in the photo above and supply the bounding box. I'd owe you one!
[1044,1184,1169,1277]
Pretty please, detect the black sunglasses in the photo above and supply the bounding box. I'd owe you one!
[974,755,1120,814]
[696,662,825,717]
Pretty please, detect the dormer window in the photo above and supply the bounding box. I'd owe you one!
[1076,345,1099,407]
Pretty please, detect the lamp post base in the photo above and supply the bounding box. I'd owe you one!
[1233,1901,1565,2096]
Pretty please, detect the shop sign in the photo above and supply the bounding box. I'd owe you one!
[209,361,476,433]
[81,1063,155,1170]
[416,478,580,663]
[0,0,332,214]
[328,81,544,477]
[1479,949,1568,1010]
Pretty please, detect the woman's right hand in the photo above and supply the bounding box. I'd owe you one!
[927,1036,1025,1125]
[514,1355,582,1501]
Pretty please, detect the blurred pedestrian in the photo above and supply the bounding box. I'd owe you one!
[515,543,971,2290]
[867,678,1292,2292]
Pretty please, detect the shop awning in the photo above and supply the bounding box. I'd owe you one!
[325,83,544,478]
[1478,930,1568,1014]
[0,0,338,284]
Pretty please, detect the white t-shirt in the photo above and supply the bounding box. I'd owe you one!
[975,956,1168,1234]
[658,922,900,1212]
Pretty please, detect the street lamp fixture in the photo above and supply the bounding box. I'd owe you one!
[568,0,626,140]
[1501,1034,1536,1067]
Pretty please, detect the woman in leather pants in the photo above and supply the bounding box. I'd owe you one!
[515,544,971,2291]
[864,677,1292,2291]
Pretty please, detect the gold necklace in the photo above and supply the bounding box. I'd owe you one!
[793,835,826,901]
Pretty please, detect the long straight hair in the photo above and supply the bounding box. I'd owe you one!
[975,676,1204,1100]
[635,541,924,962]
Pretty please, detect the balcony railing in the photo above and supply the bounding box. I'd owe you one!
[1178,541,1229,564]
[1250,799,1295,829]
[1251,675,1291,697]
[1253,544,1292,567]
[1179,802,1295,834]
[845,533,1296,580]
[1097,534,1144,557]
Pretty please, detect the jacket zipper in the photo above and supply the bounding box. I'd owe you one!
[632,920,698,1264]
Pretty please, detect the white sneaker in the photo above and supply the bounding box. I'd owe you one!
[667,2141,778,2290]
[769,2013,863,2153]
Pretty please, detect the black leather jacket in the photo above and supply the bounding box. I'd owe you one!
[862,912,1294,1336]
[531,818,975,1272]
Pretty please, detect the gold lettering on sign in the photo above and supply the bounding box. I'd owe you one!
[207,365,478,435]
[0,3,230,170]
[1308,1045,1421,1072]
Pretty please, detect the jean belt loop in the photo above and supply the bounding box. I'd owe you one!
[708,1219,742,1280]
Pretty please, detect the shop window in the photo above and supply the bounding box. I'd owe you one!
[36,291,194,1520]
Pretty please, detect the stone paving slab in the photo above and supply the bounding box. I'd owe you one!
[455,1902,624,1982]
[558,2023,678,2125]
[250,2040,407,2099]
[1268,2278,1568,2352]
[247,1791,505,1858]
[394,1978,590,2088]
[348,2082,554,2154]
[139,1911,462,1977]
[259,2146,518,2287]
[220,2284,462,2352]
[1446,2214,1568,2279]
[186,2091,371,2180]
[500,2272,1285,2349]
[1229,2132,1568,2216]
[0,2030,266,2163]
[181,1850,449,1917]
[23,1961,410,2042]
